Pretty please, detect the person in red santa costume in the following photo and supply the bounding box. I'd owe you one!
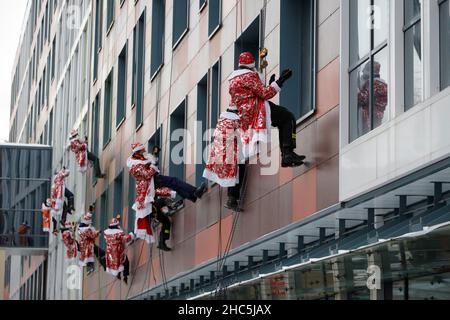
[50,168,75,226]
[228,52,305,167]
[357,61,388,135]
[61,221,77,261]
[203,106,241,186]
[127,143,176,244]
[103,217,134,283]
[78,212,100,274]
[41,199,52,233]
[68,129,106,178]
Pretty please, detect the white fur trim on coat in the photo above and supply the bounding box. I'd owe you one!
[203,169,240,188]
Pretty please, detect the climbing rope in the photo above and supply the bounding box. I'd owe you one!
[213,0,271,298]
[125,240,146,300]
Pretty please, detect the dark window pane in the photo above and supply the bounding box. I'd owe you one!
[208,0,221,37]
[114,173,123,217]
[173,0,189,47]
[170,101,186,182]
[404,0,422,24]
[440,0,450,90]
[280,0,315,120]
[103,70,113,146]
[196,74,208,187]
[127,174,135,233]
[133,12,145,128]
[106,0,115,32]
[117,43,127,127]
[211,60,221,130]
[349,0,371,65]
[404,22,422,110]
[151,0,165,77]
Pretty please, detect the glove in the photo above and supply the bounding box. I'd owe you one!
[276,69,293,87]
[269,74,276,85]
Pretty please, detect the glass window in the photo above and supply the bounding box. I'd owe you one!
[211,60,221,130]
[127,174,136,233]
[151,0,165,78]
[440,0,450,90]
[199,0,207,11]
[208,0,221,38]
[173,0,189,48]
[350,0,371,65]
[404,0,422,111]
[349,0,389,143]
[92,94,101,185]
[170,100,187,181]
[100,190,109,250]
[132,11,145,128]
[106,0,115,33]
[103,70,113,147]
[114,172,123,217]
[196,74,208,186]
[117,43,127,127]
[280,0,316,120]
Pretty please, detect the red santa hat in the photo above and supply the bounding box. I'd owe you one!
[70,129,79,139]
[109,218,120,228]
[81,213,93,225]
[239,52,256,68]
[132,142,146,154]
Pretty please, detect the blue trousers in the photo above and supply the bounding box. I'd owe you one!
[156,175,197,201]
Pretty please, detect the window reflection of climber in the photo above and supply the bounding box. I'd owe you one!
[357,61,388,135]
[18,222,31,247]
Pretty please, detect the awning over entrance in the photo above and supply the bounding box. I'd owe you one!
[131,157,450,300]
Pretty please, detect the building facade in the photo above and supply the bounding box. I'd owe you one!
[7,0,92,300]
[7,0,450,300]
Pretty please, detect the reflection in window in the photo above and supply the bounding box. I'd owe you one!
[404,0,422,111]
[440,0,450,90]
[349,0,389,142]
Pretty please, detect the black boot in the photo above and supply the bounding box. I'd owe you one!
[158,240,172,252]
[282,149,305,168]
[194,182,208,199]
[224,196,242,212]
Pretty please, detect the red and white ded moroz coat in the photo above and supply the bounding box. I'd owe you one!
[62,229,77,261]
[78,226,99,266]
[203,111,241,187]
[228,69,281,159]
[127,155,176,243]
[104,228,134,276]
[50,169,70,214]
[41,203,52,233]
[69,137,88,173]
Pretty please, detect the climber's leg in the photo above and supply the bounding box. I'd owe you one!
[269,102,305,168]
[156,175,207,202]
[88,151,106,178]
